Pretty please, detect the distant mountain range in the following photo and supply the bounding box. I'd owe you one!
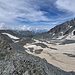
[1,18,75,38]
[12,30,36,37]
[9,28,48,37]
[0,28,48,37]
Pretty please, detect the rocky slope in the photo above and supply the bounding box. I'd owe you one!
[37,18,75,39]
[0,31,75,75]
[0,33,11,50]
[48,18,75,34]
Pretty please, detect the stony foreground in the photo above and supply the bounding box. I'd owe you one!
[0,46,75,75]
[0,35,75,75]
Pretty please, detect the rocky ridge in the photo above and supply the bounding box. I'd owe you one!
[37,18,75,39]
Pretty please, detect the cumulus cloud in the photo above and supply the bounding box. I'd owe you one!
[13,25,31,31]
[0,22,50,31]
[0,23,31,30]
[56,0,75,15]
[0,23,10,30]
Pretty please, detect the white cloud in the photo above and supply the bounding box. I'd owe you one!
[18,25,31,31]
[42,22,59,25]
[0,23,10,30]
[56,0,75,15]
[0,23,31,30]
[0,0,50,23]
[10,25,31,31]
[0,22,52,31]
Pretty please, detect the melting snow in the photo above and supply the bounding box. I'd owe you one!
[2,33,19,40]
[25,45,36,48]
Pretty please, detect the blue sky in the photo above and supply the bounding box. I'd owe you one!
[0,0,75,31]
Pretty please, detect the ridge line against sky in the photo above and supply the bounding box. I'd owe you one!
[0,0,75,30]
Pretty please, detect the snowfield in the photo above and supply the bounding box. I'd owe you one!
[2,33,20,40]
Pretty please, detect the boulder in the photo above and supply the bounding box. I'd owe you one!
[34,49,43,54]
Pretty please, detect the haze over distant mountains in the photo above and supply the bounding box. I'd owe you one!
[0,23,48,33]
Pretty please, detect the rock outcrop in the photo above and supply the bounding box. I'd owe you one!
[47,18,75,35]
[0,34,11,50]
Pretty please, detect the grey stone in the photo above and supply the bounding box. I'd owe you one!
[35,49,43,54]
[23,71,29,75]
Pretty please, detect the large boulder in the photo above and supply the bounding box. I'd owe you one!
[35,49,43,54]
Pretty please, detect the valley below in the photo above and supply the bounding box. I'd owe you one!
[23,38,75,72]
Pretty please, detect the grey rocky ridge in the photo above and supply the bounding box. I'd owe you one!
[38,18,75,39]
[0,19,75,75]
